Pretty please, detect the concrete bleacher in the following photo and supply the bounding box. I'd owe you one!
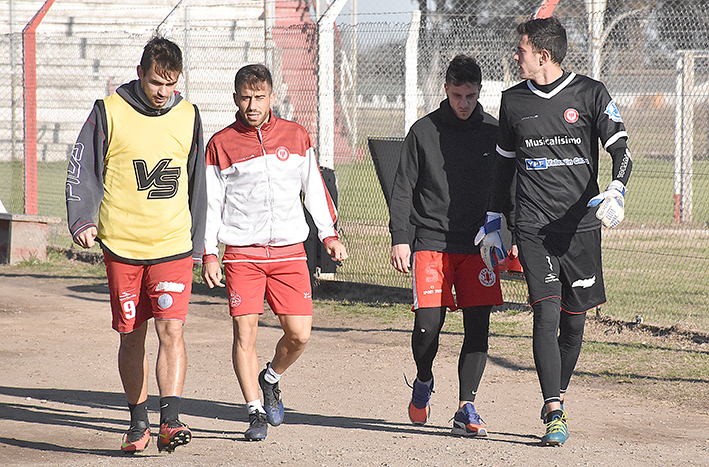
[1,1,275,162]
[1,1,357,165]
[4,1,265,34]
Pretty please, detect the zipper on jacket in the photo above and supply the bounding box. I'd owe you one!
[256,126,275,245]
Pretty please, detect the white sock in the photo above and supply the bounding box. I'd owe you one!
[246,399,265,415]
[264,363,282,384]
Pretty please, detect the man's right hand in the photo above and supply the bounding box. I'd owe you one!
[390,243,411,274]
[202,261,225,289]
[74,227,97,249]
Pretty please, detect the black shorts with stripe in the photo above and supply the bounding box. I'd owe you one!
[517,227,606,313]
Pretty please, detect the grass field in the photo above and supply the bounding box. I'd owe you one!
[334,156,709,332]
[3,156,709,332]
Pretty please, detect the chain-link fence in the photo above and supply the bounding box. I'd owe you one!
[2,0,709,331]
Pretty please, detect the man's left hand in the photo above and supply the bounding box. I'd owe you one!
[325,239,348,262]
[201,261,225,289]
[588,180,626,228]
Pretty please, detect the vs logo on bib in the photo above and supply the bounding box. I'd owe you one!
[133,158,181,199]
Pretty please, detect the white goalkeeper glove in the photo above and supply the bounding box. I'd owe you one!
[587,180,626,228]
[474,212,508,271]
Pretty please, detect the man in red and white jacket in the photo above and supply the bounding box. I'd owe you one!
[201,64,347,442]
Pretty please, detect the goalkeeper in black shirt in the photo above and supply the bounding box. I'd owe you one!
[477,16,632,446]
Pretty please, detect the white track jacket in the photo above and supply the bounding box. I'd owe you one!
[203,111,338,256]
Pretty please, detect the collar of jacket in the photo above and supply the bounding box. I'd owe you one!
[233,109,276,133]
[440,98,484,127]
[115,80,183,117]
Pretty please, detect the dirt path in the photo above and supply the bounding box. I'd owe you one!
[1,271,708,466]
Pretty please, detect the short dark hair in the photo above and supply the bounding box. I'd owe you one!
[140,36,183,76]
[234,64,273,93]
[445,54,482,87]
[516,16,567,65]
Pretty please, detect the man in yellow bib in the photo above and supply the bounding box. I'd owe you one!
[65,36,206,454]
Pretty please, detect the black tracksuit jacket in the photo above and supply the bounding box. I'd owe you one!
[389,99,510,254]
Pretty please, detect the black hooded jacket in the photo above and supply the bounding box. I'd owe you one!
[389,99,507,254]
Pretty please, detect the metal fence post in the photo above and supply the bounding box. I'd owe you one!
[316,0,347,170]
[674,50,693,224]
[264,0,275,73]
[22,0,56,216]
[404,10,421,134]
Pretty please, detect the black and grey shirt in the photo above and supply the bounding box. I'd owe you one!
[491,71,632,233]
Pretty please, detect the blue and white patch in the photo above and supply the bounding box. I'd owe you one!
[158,293,174,310]
[526,158,548,170]
[604,101,623,123]
[525,157,590,170]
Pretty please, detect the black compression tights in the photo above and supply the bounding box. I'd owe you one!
[412,306,491,402]
[532,297,586,404]
[458,306,491,402]
[412,307,446,383]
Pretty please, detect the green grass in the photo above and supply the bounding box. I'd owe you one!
[601,228,709,328]
[12,157,709,229]
[0,161,69,219]
[579,337,709,397]
[489,312,527,336]
[0,161,24,214]
[336,157,389,223]
[315,299,411,324]
[599,158,709,225]
[333,156,709,331]
[4,156,709,332]
[15,248,107,277]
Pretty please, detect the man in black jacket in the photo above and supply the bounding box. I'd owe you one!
[389,54,511,437]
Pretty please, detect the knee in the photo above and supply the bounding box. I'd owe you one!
[462,306,491,345]
[285,328,311,348]
[533,299,561,331]
[562,313,586,335]
[462,338,488,354]
[413,307,446,337]
[414,321,437,337]
[156,320,185,347]
[120,327,147,352]
[119,336,146,358]
[232,316,259,345]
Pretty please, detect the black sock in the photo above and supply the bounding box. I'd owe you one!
[128,401,149,427]
[160,396,181,425]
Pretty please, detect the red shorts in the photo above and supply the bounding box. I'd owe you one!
[223,244,313,317]
[104,253,193,333]
[412,250,503,311]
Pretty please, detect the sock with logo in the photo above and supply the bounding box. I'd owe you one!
[160,396,181,425]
